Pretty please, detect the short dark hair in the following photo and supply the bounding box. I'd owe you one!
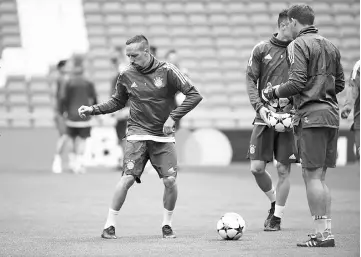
[126,35,149,46]
[287,4,315,26]
[277,9,289,28]
[57,60,67,70]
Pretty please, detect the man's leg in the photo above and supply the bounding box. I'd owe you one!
[322,167,332,233]
[149,141,178,238]
[248,125,276,227]
[297,127,335,247]
[102,141,148,239]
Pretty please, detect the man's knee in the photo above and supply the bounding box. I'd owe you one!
[120,174,135,189]
[302,167,322,182]
[163,176,177,188]
[250,160,266,176]
[276,162,290,179]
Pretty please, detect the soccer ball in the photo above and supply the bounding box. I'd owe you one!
[268,97,293,113]
[268,112,293,133]
[217,213,246,240]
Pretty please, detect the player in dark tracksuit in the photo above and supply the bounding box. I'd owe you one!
[61,57,98,174]
[246,10,298,232]
[262,4,345,247]
[78,35,202,239]
[341,60,360,161]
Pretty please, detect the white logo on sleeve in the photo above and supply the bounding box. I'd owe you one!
[131,82,138,88]
[264,54,272,60]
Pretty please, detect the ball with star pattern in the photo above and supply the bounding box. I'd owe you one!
[217,212,246,240]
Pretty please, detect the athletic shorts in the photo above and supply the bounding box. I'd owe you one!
[123,140,177,183]
[115,120,127,142]
[54,114,66,135]
[294,125,338,169]
[66,126,91,139]
[247,125,299,164]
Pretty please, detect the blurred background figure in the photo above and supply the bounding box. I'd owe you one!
[341,60,360,161]
[110,47,129,170]
[52,59,70,174]
[60,54,98,174]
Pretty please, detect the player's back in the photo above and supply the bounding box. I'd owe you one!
[291,31,342,112]
[64,75,97,122]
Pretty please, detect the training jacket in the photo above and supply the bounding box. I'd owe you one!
[246,34,291,124]
[91,56,203,141]
[277,26,345,128]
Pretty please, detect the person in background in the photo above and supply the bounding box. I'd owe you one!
[52,60,72,174]
[60,54,98,174]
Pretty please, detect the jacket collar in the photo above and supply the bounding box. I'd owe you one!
[270,33,291,48]
[134,55,161,74]
[297,25,318,37]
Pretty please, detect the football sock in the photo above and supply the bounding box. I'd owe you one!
[265,187,276,203]
[274,204,285,219]
[104,208,119,229]
[313,215,327,234]
[162,209,174,227]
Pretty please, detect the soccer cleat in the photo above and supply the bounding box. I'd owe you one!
[162,225,176,239]
[101,226,117,239]
[52,155,62,174]
[264,216,281,231]
[264,206,275,227]
[297,232,335,247]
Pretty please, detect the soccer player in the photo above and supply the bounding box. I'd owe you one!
[78,35,202,239]
[52,60,71,174]
[262,4,345,247]
[341,60,360,161]
[61,54,98,174]
[246,9,297,232]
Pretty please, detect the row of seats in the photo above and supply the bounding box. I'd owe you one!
[82,1,359,15]
[0,0,22,53]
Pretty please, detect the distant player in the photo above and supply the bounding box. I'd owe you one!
[78,35,202,239]
[246,10,298,232]
[110,47,130,170]
[52,60,71,174]
[61,55,98,174]
[341,60,360,161]
[262,4,345,247]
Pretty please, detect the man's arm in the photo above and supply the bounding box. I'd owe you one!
[335,49,345,94]
[166,63,203,121]
[344,67,360,109]
[275,41,307,98]
[91,74,128,115]
[246,42,264,113]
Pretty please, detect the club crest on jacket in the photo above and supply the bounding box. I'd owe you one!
[154,77,164,88]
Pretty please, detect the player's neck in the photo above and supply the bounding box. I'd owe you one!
[276,33,289,42]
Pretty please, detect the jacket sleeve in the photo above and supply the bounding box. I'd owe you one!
[91,74,128,115]
[344,65,360,109]
[167,63,203,121]
[335,48,345,94]
[246,42,264,113]
[277,41,308,98]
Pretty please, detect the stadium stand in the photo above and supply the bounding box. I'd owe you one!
[0,0,359,129]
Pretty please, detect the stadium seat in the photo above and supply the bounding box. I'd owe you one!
[269,2,288,13]
[30,94,52,107]
[144,3,164,13]
[185,2,205,13]
[104,14,124,25]
[102,2,122,14]
[335,15,356,26]
[206,2,226,14]
[227,2,246,13]
[146,14,167,25]
[165,3,184,14]
[246,2,268,14]
[168,14,188,25]
[84,14,103,25]
[189,14,208,25]
[87,25,106,37]
[124,3,143,13]
[229,15,249,26]
[312,2,332,15]
[332,3,353,15]
[315,14,334,26]
[83,1,101,14]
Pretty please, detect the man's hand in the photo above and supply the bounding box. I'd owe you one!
[78,105,93,119]
[163,116,176,135]
[259,106,271,127]
[341,106,352,119]
[262,82,279,102]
